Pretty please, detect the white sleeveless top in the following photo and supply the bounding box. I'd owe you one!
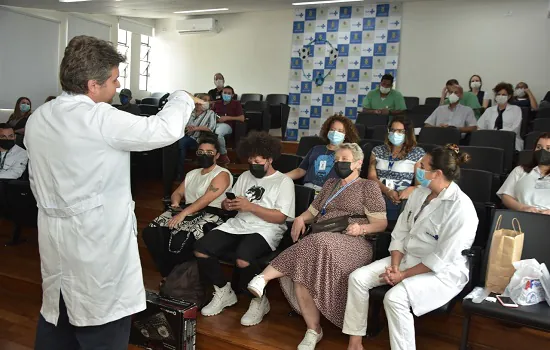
[184,165,233,208]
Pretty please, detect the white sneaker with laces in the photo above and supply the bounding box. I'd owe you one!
[240,295,270,326]
[297,328,323,350]
[201,282,237,317]
[247,274,267,298]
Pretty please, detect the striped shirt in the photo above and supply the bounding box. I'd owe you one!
[187,109,218,140]
[373,145,425,191]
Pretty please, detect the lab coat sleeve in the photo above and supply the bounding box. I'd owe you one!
[421,200,478,275]
[0,150,28,179]
[388,191,414,253]
[477,108,490,129]
[99,91,195,152]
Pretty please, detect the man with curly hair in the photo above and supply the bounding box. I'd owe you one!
[194,131,295,326]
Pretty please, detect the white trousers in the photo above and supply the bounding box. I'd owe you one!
[342,256,416,350]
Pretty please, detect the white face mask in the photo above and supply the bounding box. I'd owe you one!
[514,88,525,98]
[495,95,509,105]
[448,93,460,104]
[379,86,391,94]
[470,81,481,89]
[215,79,224,88]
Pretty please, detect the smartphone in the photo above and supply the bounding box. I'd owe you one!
[496,295,519,308]
[225,192,236,200]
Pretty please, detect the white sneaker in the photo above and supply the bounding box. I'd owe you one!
[201,282,237,317]
[247,274,267,298]
[297,328,323,350]
[240,296,270,326]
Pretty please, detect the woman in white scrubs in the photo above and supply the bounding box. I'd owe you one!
[343,144,478,350]
[498,132,550,214]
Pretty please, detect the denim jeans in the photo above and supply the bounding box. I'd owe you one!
[215,123,233,155]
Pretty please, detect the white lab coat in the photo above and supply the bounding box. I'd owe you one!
[24,91,194,327]
[388,182,478,316]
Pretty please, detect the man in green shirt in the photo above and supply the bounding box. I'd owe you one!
[440,79,482,119]
[362,74,407,116]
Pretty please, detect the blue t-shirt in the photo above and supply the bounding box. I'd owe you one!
[299,145,338,187]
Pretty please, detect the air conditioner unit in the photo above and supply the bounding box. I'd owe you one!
[175,18,220,34]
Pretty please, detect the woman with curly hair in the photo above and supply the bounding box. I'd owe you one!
[194,131,295,326]
[287,114,360,193]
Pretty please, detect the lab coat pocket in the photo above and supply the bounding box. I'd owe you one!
[421,219,441,248]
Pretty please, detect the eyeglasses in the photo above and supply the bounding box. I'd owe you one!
[196,150,216,156]
[388,128,406,135]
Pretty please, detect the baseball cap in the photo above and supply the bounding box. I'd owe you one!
[120,89,132,98]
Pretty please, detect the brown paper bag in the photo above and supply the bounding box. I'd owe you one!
[485,216,525,294]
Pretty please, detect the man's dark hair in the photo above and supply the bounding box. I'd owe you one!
[237,131,281,161]
[381,74,394,84]
[0,123,13,130]
[59,35,126,94]
[446,79,459,86]
[198,133,221,154]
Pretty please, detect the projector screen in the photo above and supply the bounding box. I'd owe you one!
[0,8,60,109]
[68,15,111,44]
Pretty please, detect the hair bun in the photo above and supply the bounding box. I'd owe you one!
[457,152,471,165]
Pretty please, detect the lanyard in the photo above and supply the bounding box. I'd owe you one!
[321,178,359,215]
[0,149,10,170]
[388,155,395,170]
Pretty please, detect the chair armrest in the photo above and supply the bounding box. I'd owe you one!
[462,246,483,292]
[365,231,391,260]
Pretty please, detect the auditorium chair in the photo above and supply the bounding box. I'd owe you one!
[517,150,533,166]
[533,118,550,132]
[416,143,437,154]
[406,113,428,128]
[418,127,461,146]
[366,125,387,141]
[355,123,366,139]
[360,142,374,178]
[409,104,438,117]
[138,104,158,116]
[520,107,530,138]
[141,97,159,106]
[240,94,263,104]
[536,108,550,119]
[424,97,441,106]
[4,168,38,245]
[265,95,290,139]
[460,146,505,175]
[272,154,303,175]
[470,130,516,174]
[460,210,550,350]
[404,96,420,111]
[296,136,325,157]
[151,92,169,99]
[266,94,288,106]
[243,101,270,132]
[356,113,388,128]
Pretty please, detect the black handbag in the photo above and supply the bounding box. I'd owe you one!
[310,214,366,234]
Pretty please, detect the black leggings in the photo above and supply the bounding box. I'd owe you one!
[194,230,272,295]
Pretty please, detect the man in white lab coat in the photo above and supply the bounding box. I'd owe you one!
[25,35,200,349]
[342,145,478,350]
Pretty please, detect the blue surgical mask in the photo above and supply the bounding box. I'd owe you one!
[222,94,232,102]
[327,130,345,145]
[415,168,432,188]
[388,132,405,146]
[20,103,30,113]
[120,96,129,105]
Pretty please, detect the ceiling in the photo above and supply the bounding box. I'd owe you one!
[0,0,522,19]
[0,0,419,19]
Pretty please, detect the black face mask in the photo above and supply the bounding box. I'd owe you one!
[250,163,267,179]
[334,161,354,179]
[534,149,550,166]
[0,139,15,150]
[197,154,215,168]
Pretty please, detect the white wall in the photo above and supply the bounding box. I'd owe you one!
[151,0,550,104]
[0,6,154,108]
[397,0,550,102]
[151,10,294,96]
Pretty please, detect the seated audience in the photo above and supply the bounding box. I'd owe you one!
[497,132,550,214]
[247,143,387,349]
[362,74,406,115]
[369,116,425,221]
[208,73,225,103]
[0,123,28,179]
[286,115,359,193]
[424,85,478,134]
[116,88,141,115]
[142,135,233,283]
[477,82,523,150]
[212,86,245,165]
[511,82,538,111]
[440,79,481,118]
[177,94,219,178]
[194,132,295,326]
[343,144,477,350]
[8,97,32,136]
[468,74,490,109]
[44,96,56,103]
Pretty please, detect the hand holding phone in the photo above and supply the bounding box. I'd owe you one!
[496,295,518,308]
[225,192,236,200]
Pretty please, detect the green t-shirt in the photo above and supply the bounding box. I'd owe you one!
[445,91,482,119]
[362,89,407,111]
